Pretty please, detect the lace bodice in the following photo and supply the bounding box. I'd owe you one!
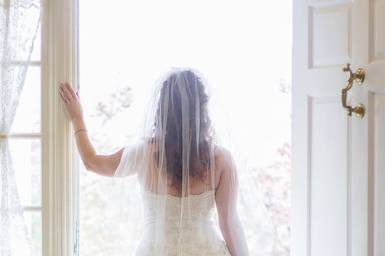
[136,190,231,256]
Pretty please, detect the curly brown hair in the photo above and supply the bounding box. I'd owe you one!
[152,69,214,189]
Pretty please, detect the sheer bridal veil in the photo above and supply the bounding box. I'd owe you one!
[114,67,256,255]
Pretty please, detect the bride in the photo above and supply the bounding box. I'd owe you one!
[58,68,249,256]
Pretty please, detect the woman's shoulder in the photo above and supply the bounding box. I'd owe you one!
[214,144,232,160]
[213,144,235,172]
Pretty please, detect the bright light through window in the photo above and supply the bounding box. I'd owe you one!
[79,1,292,255]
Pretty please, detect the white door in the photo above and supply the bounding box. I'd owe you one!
[292,0,385,255]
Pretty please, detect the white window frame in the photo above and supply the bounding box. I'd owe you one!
[41,0,79,255]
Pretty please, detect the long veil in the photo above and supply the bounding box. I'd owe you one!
[113,67,251,255]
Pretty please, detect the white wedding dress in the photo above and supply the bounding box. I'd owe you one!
[135,189,231,256]
[114,142,235,256]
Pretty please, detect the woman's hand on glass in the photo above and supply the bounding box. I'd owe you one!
[58,82,83,121]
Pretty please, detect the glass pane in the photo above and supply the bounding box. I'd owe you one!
[24,211,42,256]
[13,2,41,62]
[31,24,41,62]
[80,0,292,255]
[11,66,41,133]
[80,171,142,255]
[9,138,41,206]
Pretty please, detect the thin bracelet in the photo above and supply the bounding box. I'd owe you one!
[74,128,87,136]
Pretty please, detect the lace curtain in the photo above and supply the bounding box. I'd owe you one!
[0,0,41,255]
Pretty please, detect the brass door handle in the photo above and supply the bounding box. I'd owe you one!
[341,63,366,118]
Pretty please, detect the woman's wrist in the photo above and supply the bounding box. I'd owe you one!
[74,128,87,136]
[72,116,86,130]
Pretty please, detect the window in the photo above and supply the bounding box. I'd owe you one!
[8,1,80,255]
[79,1,292,255]
[8,1,291,255]
[9,10,42,256]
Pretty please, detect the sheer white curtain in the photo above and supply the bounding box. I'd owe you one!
[0,0,40,255]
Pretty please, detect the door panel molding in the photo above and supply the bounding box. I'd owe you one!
[369,0,385,62]
[306,96,352,256]
[308,4,352,68]
[368,92,385,256]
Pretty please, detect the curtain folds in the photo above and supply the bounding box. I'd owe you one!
[0,0,41,255]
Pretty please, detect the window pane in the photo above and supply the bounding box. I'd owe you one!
[80,1,292,255]
[13,2,41,62]
[31,25,41,62]
[80,172,142,255]
[24,211,42,256]
[11,66,41,133]
[78,84,140,254]
[9,138,41,206]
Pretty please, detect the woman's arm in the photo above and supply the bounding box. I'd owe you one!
[58,82,123,176]
[215,148,249,256]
